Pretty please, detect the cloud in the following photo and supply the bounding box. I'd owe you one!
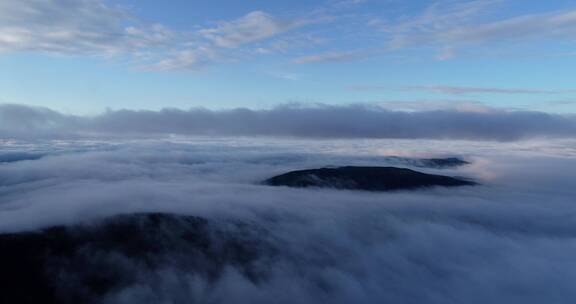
[0,103,75,137]
[386,0,500,32]
[385,1,576,56]
[292,51,357,64]
[147,47,220,71]
[435,10,576,45]
[0,1,317,70]
[168,11,323,70]
[0,137,576,303]
[544,100,576,107]
[290,0,522,65]
[436,46,456,61]
[3,0,575,69]
[1,103,576,141]
[332,0,369,8]
[351,85,575,95]
[383,0,501,49]
[0,0,174,55]
[199,11,313,48]
[402,85,573,95]
[378,100,493,112]
[292,49,378,64]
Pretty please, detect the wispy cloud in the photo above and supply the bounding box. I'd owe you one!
[283,0,502,64]
[292,49,379,64]
[382,1,576,58]
[293,51,360,64]
[0,0,174,55]
[3,0,576,69]
[333,0,369,8]
[0,1,321,70]
[378,100,493,113]
[433,10,576,46]
[264,71,302,81]
[198,11,314,48]
[383,0,501,48]
[290,1,576,64]
[146,47,220,71]
[163,11,321,70]
[350,84,576,95]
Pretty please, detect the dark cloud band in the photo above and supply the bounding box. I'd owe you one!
[1,103,575,141]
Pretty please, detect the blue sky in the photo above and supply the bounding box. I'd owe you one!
[1,0,576,114]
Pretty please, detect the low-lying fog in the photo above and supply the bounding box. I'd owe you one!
[1,136,575,303]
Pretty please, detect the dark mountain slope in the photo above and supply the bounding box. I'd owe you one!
[0,213,276,304]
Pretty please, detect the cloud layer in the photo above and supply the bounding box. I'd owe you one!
[1,103,575,141]
[0,137,575,303]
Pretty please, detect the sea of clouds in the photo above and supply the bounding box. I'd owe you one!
[1,135,575,303]
[1,103,576,141]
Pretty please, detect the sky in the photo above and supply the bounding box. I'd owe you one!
[2,2,576,301]
[1,0,576,114]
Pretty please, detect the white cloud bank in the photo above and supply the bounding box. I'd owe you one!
[0,137,576,303]
[1,103,575,141]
